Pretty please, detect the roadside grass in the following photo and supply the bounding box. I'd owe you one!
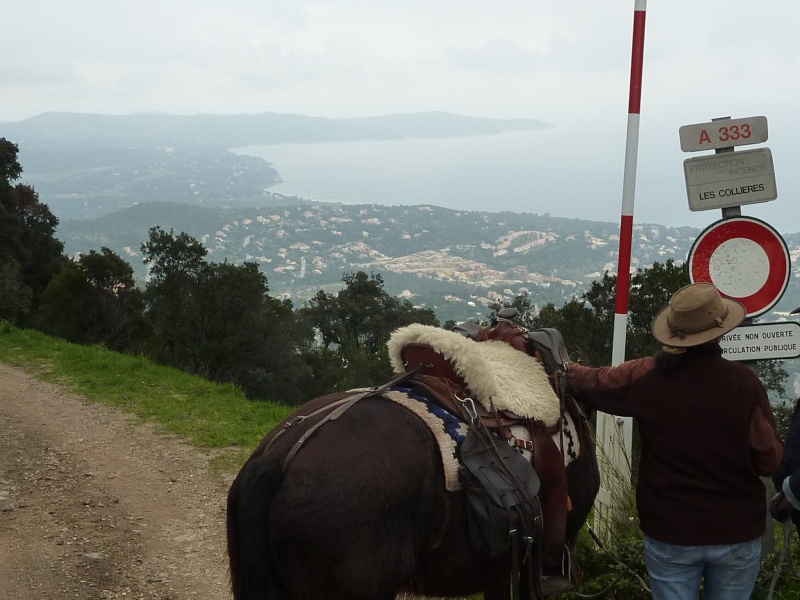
[3,322,800,598]
[0,323,293,472]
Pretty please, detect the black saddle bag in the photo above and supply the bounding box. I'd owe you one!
[459,429,542,558]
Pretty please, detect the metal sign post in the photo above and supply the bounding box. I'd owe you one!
[679,115,782,554]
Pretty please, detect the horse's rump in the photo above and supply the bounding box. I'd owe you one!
[229,392,514,600]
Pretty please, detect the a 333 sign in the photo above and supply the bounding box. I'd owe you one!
[679,116,768,152]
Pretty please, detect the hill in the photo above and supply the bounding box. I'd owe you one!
[1,111,552,148]
[57,200,709,324]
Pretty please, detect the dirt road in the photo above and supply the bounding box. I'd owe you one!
[0,363,236,600]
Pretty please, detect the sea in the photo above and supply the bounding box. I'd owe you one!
[232,122,800,231]
[231,126,657,225]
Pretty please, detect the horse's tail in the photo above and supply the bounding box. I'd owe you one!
[227,455,284,600]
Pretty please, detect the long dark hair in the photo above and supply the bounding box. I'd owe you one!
[654,340,719,373]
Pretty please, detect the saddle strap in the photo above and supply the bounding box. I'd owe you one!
[498,422,569,565]
[533,430,569,564]
[405,374,476,424]
[278,364,429,474]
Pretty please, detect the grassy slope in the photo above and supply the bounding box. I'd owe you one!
[0,324,293,470]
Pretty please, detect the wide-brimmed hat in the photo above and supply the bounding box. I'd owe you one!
[651,282,746,347]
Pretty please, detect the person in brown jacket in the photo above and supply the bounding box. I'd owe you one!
[569,282,783,600]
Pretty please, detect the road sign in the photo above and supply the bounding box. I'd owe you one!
[684,148,777,211]
[720,322,800,361]
[679,116,768,152]
[688,217,790,318]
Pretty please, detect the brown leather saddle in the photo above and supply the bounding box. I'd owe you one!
[399,311,573,571]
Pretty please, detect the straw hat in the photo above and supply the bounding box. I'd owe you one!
[651,282,746,347]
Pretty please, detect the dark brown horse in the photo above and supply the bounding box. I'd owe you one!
[227,321,600,600]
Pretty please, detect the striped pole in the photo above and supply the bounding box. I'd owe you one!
[595,0,647,538]
[613,0,647,366]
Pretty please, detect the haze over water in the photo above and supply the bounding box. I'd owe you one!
[235,127,635,222]
[235,125,766,231]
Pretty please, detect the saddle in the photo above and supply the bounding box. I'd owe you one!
[389,314,575,582]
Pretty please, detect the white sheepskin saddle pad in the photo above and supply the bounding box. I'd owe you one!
[387,324,561,428]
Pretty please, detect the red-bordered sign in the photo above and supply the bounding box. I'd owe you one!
[688,216,790,317]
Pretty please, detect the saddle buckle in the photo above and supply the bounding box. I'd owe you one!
[458,396,478,423]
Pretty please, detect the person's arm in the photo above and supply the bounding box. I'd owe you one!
[567,357,655,415]
[568,357,655,391]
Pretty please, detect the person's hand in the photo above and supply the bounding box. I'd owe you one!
[770,491,794,522]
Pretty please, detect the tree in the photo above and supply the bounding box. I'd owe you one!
[299,271,439,391]
[532,298,613,367]
[0,138,67,324]
[182,260,312,403]
[34,264,92,343]
[141,226,207,365]
[141,228,313,403]
[488,292,613,366]
[488,293,538,330]
[0,260,32,323]
[35,248,150,351]
[582,259,690,361]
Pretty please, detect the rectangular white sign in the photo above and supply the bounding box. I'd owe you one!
[684,148,777,211]
[679,116,768,152]
[720,322,800,361]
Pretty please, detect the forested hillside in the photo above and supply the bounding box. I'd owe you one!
[57,201,708,323]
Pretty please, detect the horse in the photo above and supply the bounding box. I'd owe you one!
[226,315,600,600]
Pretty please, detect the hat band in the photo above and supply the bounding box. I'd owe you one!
[666,306,729,340]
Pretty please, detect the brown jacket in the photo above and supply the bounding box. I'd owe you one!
[569,343,783,545]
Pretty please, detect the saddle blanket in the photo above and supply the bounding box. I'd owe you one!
[382,387,469,491]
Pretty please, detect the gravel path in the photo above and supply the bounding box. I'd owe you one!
[0,363,235,600]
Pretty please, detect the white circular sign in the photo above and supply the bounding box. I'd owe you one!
[707,238,769,297]
[688,216,790,317]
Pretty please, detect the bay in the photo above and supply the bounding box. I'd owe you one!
[232,126,631,223]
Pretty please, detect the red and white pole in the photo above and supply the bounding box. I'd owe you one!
[612,0,647,367]
[595,0,647,538]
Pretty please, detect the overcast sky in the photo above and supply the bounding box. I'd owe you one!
[2,0,799,230]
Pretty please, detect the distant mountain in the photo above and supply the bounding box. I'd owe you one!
[0,111,553,220]
[0,110,553,149]
[6,110,800,326]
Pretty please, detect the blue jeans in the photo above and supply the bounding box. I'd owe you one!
[643,535,762,600]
